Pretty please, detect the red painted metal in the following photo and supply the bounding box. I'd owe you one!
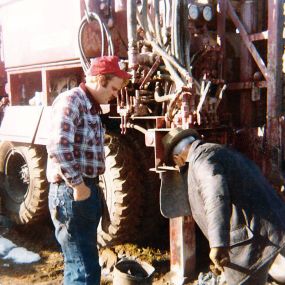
[239,0,257,127]
[267,0,283,145]
[5,62,82,106]
[249,31,268,42]
[265,0,283,184]
[226,0,269,80]
[170,216,196,282]
[0,61,5,97]
[139,56,161,89]
[0,1,284,281]
[217,0,227,80]
[228,81,267,90]
[114,0,128,53]
[281,116,285,163]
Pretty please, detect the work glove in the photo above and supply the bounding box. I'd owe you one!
[209,247,230,272]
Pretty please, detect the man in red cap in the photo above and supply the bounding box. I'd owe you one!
[46,56,131,285]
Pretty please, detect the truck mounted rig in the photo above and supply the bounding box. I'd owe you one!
[0,0,284,281]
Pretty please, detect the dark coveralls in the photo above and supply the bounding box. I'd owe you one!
[181,140,285,285]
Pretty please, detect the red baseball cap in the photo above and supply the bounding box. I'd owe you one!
[87,56,131,79]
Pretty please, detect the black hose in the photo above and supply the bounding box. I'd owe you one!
[78,11,114,72]
[182,0,191,74]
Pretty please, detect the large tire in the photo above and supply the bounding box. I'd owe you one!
[0,141,48,224]
[97,133,143,246]
[125,130,168,244]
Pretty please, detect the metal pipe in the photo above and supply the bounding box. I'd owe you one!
[226,0,268,80]
[126,123,147,134]
[217,0,227,80]
[141,0,148,33]
[154,84,177,102]
[161,0,168,45]
[171,0,180,60]
[239,0,257,127]
[266,0,283,149]
[176,0,183,65]
[183,0,191,74]
[127,0,138,68]
[136,14,185,87]
[267,0,283,120]
[196,81,211,125]
[140,0,155,40]
[146,39,189,83]
[154,0,163,46]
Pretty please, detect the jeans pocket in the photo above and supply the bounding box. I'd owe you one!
[73,191,101,221]
[49,184,73,223]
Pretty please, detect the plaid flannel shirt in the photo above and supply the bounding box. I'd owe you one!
[46,84,105,186]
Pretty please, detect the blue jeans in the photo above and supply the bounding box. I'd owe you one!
[49,179,102,285]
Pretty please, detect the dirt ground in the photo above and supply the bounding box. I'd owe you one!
[0,222,179,285]
[0,223,63,285]
[0,222,280,285]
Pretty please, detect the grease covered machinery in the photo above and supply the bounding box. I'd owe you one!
[0,0,284,282]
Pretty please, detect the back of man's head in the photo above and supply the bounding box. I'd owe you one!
[162,127,200,165]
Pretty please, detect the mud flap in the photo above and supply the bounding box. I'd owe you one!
[160,170,191,218]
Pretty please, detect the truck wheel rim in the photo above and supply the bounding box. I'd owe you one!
[4,149,29,204]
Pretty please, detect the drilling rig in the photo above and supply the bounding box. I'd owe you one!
[0,0,284,281]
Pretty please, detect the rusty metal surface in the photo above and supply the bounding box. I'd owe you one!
[226,0,268,80]
[217,0,226,80]
[263,0,283,185]
[239,0,257,127]
[0,0,284,280]
[5,63,82,106]
[170,216,196,278]
[0,61,5,97]
[266,0,283,145]
[227,81,267,90]
[249,31,268,41]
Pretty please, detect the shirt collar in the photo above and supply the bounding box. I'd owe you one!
[79,82,102,115]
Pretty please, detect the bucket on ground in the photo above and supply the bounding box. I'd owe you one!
[113,259,155,285]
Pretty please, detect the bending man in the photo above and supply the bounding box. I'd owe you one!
[162,128,285,285]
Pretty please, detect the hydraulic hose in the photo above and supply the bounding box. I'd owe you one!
[78,11,114,72]
[136,13,184,87]
[171,0,183,65]
[127,0,138,67]
[182,0,191,75]
[154,0,163,46]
